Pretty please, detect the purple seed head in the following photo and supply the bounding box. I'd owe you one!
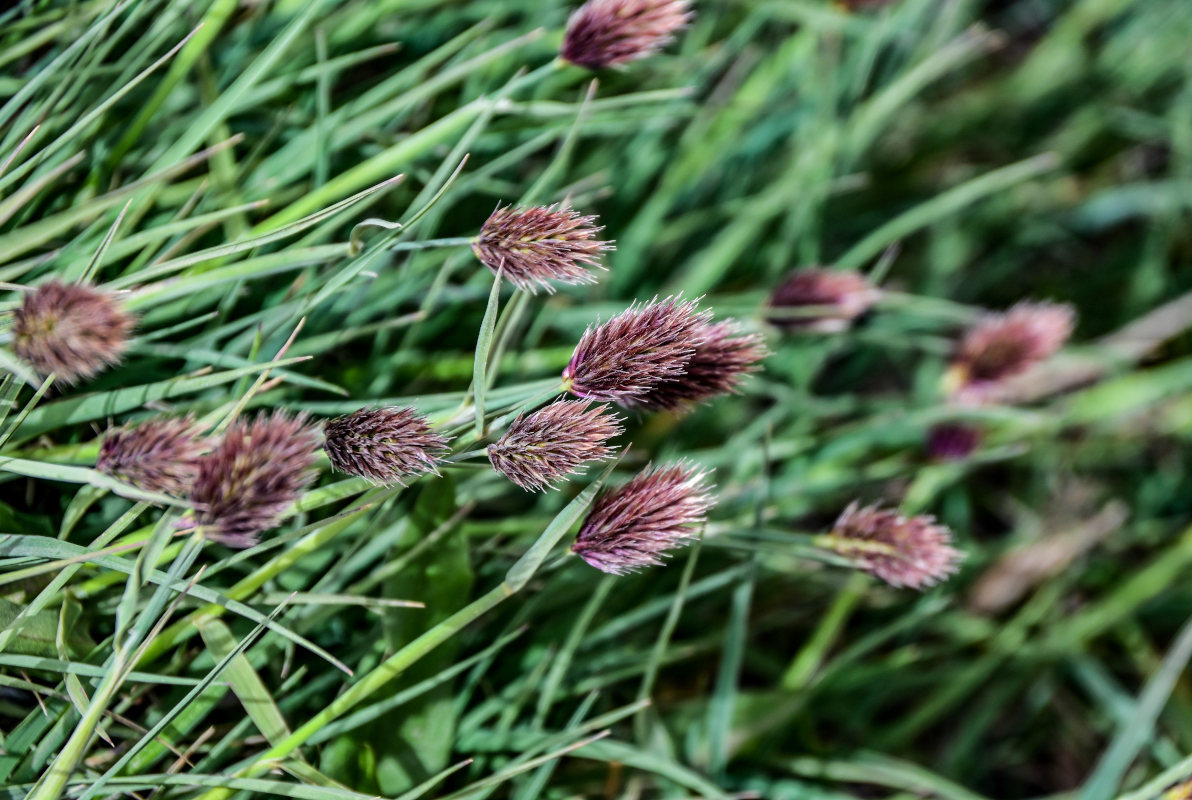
[192,411,320,548]
[768,267,879,333]
[629,319,768,412]
[11,281,134,384]
[950,302,1075,403]
[323,406,450,487]
[488,400,623,492]
[826,502,964,590]
[572,461,712,575]
[472,204,613,294]
[97,416,208,497]
[561,0,693,71]
[926,423,981,462]
[563,296,712,404]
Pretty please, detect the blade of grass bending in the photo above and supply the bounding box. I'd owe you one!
[0,373,53,451]
[81,599,292,800]
[473,270,503,438]
[191,464,616,800]
[0,458,187,508]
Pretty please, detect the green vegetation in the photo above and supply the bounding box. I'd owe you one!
[2,0,1191,798]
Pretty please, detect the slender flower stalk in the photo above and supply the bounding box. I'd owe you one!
[471,204,612,293]
[10,281,133,384]
[97,416,208,497]
[488,400,623,491]
[630,319,768,411]
[563,296,711,404]
[947,301,1075,403]
[561,0,692,70]
[768,267,879,333]
[572,461,712,575]
[819,502,963,589]
[323,406,450,486]
[192,411,320,548]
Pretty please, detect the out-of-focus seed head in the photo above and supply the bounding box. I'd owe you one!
[768,267,879,333]
[488,401,623,492]
[925,423,981,462]
[572,461,712,575]
[563,296,712,405]
[323,406,450,487]
[630,319,768,411]
[11,281,133,384]
[472,204,612,294]
[824,502,964,590]
[948,302,1075,404]
[97,416,208,497]
[192,411,320,548]
[561,0,692,70]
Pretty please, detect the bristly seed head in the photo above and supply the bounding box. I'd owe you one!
[563,295,712,405]
[561,0,693,70]
[628,319,768,412]
[768,267,879,333]
[192,411,320,548]
[823,502,964,590]
[572,461,712,575]
[949,301,1075,404]
[926,423,981,462]
[11,281,134,384]
[488,400,623,492]
[97,416,208,498]
[472,204,613,294]
[323,406,450,486]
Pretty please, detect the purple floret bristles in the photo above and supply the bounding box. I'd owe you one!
[572,461,712,575]
[488,400,623,492]
[97,416,207,498]
[11,281,133,385]
[825,502,964,590]
[323,406,450,486]
[629,319,767,411]
[561,0,692,70]
[472,204,612,294]
[192,411,320,548]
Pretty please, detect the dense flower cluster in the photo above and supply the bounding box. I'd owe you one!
[489,401,623,491]
[822,502,964,590]
[97,416,207,497]
[323,407,450,486]
[472,204,612,293]
[12,281,133,384]
[949,302,1075,403]
[561,0,692,70]
[768,267,879,333]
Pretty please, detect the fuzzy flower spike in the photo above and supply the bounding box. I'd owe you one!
[820,502,964,590]
[630,319,768,411]
[563,295,711,405]
[472,204,612,293]
[323,406,450,486]
[97,416,208,498]
[488,400,623,492]
[561,0,693,70]
[192,411,320,548]
[948,301,1075,403]
[11,281,133,384]
[572,461,712,575]
[768,267,879,333]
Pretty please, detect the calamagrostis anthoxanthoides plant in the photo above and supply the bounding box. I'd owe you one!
[563,295,711,405]
[768,267,879,333]
[948,301,1075,403]
[819,502,963,589]
[488,400,623,491]
[323,406,450,486]
[561,0,693,70]
[628,319,767,411]
[11,281,133,384]
[472,204,613,293]
[572,461,712,574]
[97,416,208,497]
[192,411,320,548]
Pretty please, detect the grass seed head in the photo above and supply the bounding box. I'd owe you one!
[97,416,208,498]
[11,281,133,384]
[572,461,712,574]
[826,502,964,590]
[950,301,1075,403]
[192,410,320,548]
[628,319,768,411]
[561,0,692,70]
[323,406,450,486]
[563,295,712,404]
[768,267,879,333]
[472,204,612,294]
[488,400,623,492]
